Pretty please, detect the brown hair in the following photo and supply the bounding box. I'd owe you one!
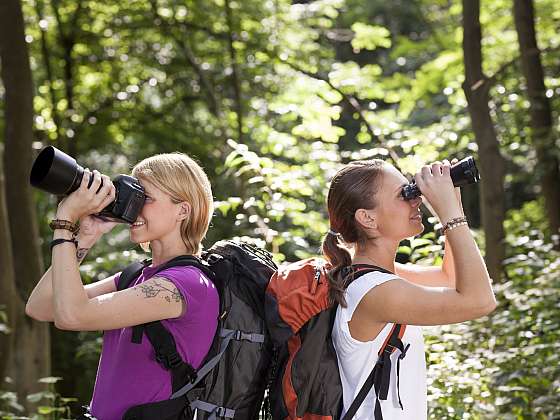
[321,160,385,306]
[132,153,214,255]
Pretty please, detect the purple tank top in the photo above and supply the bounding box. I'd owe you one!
[89,264,219,419]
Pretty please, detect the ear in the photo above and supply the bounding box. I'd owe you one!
[354,208,377,231]
[177,202,191,222]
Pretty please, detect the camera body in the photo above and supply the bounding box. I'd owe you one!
[96,175,146,223]
[30,146,146,223]
[401,156,480,200]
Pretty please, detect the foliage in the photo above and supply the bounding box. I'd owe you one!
[1,0,559,415]
[0,377,76,419]
[425,200,560,419]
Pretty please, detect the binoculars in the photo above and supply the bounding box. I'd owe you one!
[401,156,480,200]
[29,146,146,223]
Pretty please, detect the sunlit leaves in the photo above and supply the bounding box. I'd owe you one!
[426,201,560,418]
[350,22,391,52]
[9,0,560,416]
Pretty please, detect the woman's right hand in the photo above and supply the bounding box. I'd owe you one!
[56,169,116,223]
[414,160,463,223]
[77,215,118,248]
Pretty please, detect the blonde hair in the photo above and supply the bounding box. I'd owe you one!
[132,153,213,255]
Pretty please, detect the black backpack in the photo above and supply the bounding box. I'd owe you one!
[117,240,277,420]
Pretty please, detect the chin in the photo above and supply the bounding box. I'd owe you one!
[129,231,144,244]
[411,223,425,237]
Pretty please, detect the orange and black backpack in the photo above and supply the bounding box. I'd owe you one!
[265,258,408,420]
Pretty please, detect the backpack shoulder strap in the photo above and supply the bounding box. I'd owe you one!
[341,265,407,420]
[143,321,197,391]
[342,323,407,420]
[128,255,213,388]
[154,255,215,280]
[118,259,151,291]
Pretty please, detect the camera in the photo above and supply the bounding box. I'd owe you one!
[401,156,480,200]
[29,146,146,223]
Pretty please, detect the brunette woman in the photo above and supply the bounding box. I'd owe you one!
[323,159,496,419]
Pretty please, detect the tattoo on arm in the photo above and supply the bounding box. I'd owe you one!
[137,280,184,303]
[76,248,89,263]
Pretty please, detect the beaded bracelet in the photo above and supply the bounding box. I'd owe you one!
[442,216,468,235]
[49,219,79,234]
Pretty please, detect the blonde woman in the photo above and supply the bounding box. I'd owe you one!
[322,159,496,419]
[26,153,219,419]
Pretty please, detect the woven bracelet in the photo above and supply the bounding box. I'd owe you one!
[49,219,79,234]
[442,216,468,235]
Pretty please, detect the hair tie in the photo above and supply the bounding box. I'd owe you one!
[328,229,341,237]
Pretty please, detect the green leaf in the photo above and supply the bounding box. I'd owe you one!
[351,23,391,52]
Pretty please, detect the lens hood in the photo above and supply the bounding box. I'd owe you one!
[30,146,146,223]
[30,146,84,195]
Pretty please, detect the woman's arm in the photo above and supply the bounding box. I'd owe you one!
[45,228,185,331]
[44,170,185,331]
[359,224,495,327]
[352,161,496,333]
[53,271,185,331]
[26,237,117,322]
[25,207,120,322]
[395,179,463,288]
[26,269,118,322]
[395,235,456,287]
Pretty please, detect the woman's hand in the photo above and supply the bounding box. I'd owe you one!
[77,215,119,248]
[420,159,465,220]
[56,170,116,223]
[414,159,463,223]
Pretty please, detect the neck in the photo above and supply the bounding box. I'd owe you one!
[352,237,399,273]
[149,239,191,266]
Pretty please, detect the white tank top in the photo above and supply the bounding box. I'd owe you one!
[332,271,427,420]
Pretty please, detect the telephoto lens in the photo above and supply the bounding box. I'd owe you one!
[30,146,146,223]
[30,146,85,195]
[401,156,480,200]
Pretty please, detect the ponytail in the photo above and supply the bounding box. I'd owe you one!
[321,231,352,307]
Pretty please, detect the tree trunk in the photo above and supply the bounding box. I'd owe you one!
[0,0,50,407]
[462,0,506,282]
[513,0,560,246]
[0,147,17,385]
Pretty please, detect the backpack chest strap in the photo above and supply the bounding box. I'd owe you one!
[223,328,265,343]
[190,400,235,419]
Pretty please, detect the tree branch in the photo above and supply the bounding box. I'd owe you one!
[487,44,560,87]
[149,0,221,117]
[34,0,62,144]
[284,60,402,164]
[224,0,244,142]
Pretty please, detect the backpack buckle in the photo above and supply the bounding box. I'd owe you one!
[156,351,183,369]
[399,343,411,360]
[383,343,396,354]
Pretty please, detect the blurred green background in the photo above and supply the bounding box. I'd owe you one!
[1,0,559,418]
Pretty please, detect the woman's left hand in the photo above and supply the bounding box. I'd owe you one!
[56,170,116,223]
[448,158,465,216]
[421,158,464,218]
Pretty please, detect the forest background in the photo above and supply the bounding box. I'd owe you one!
[0,0,559,418]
